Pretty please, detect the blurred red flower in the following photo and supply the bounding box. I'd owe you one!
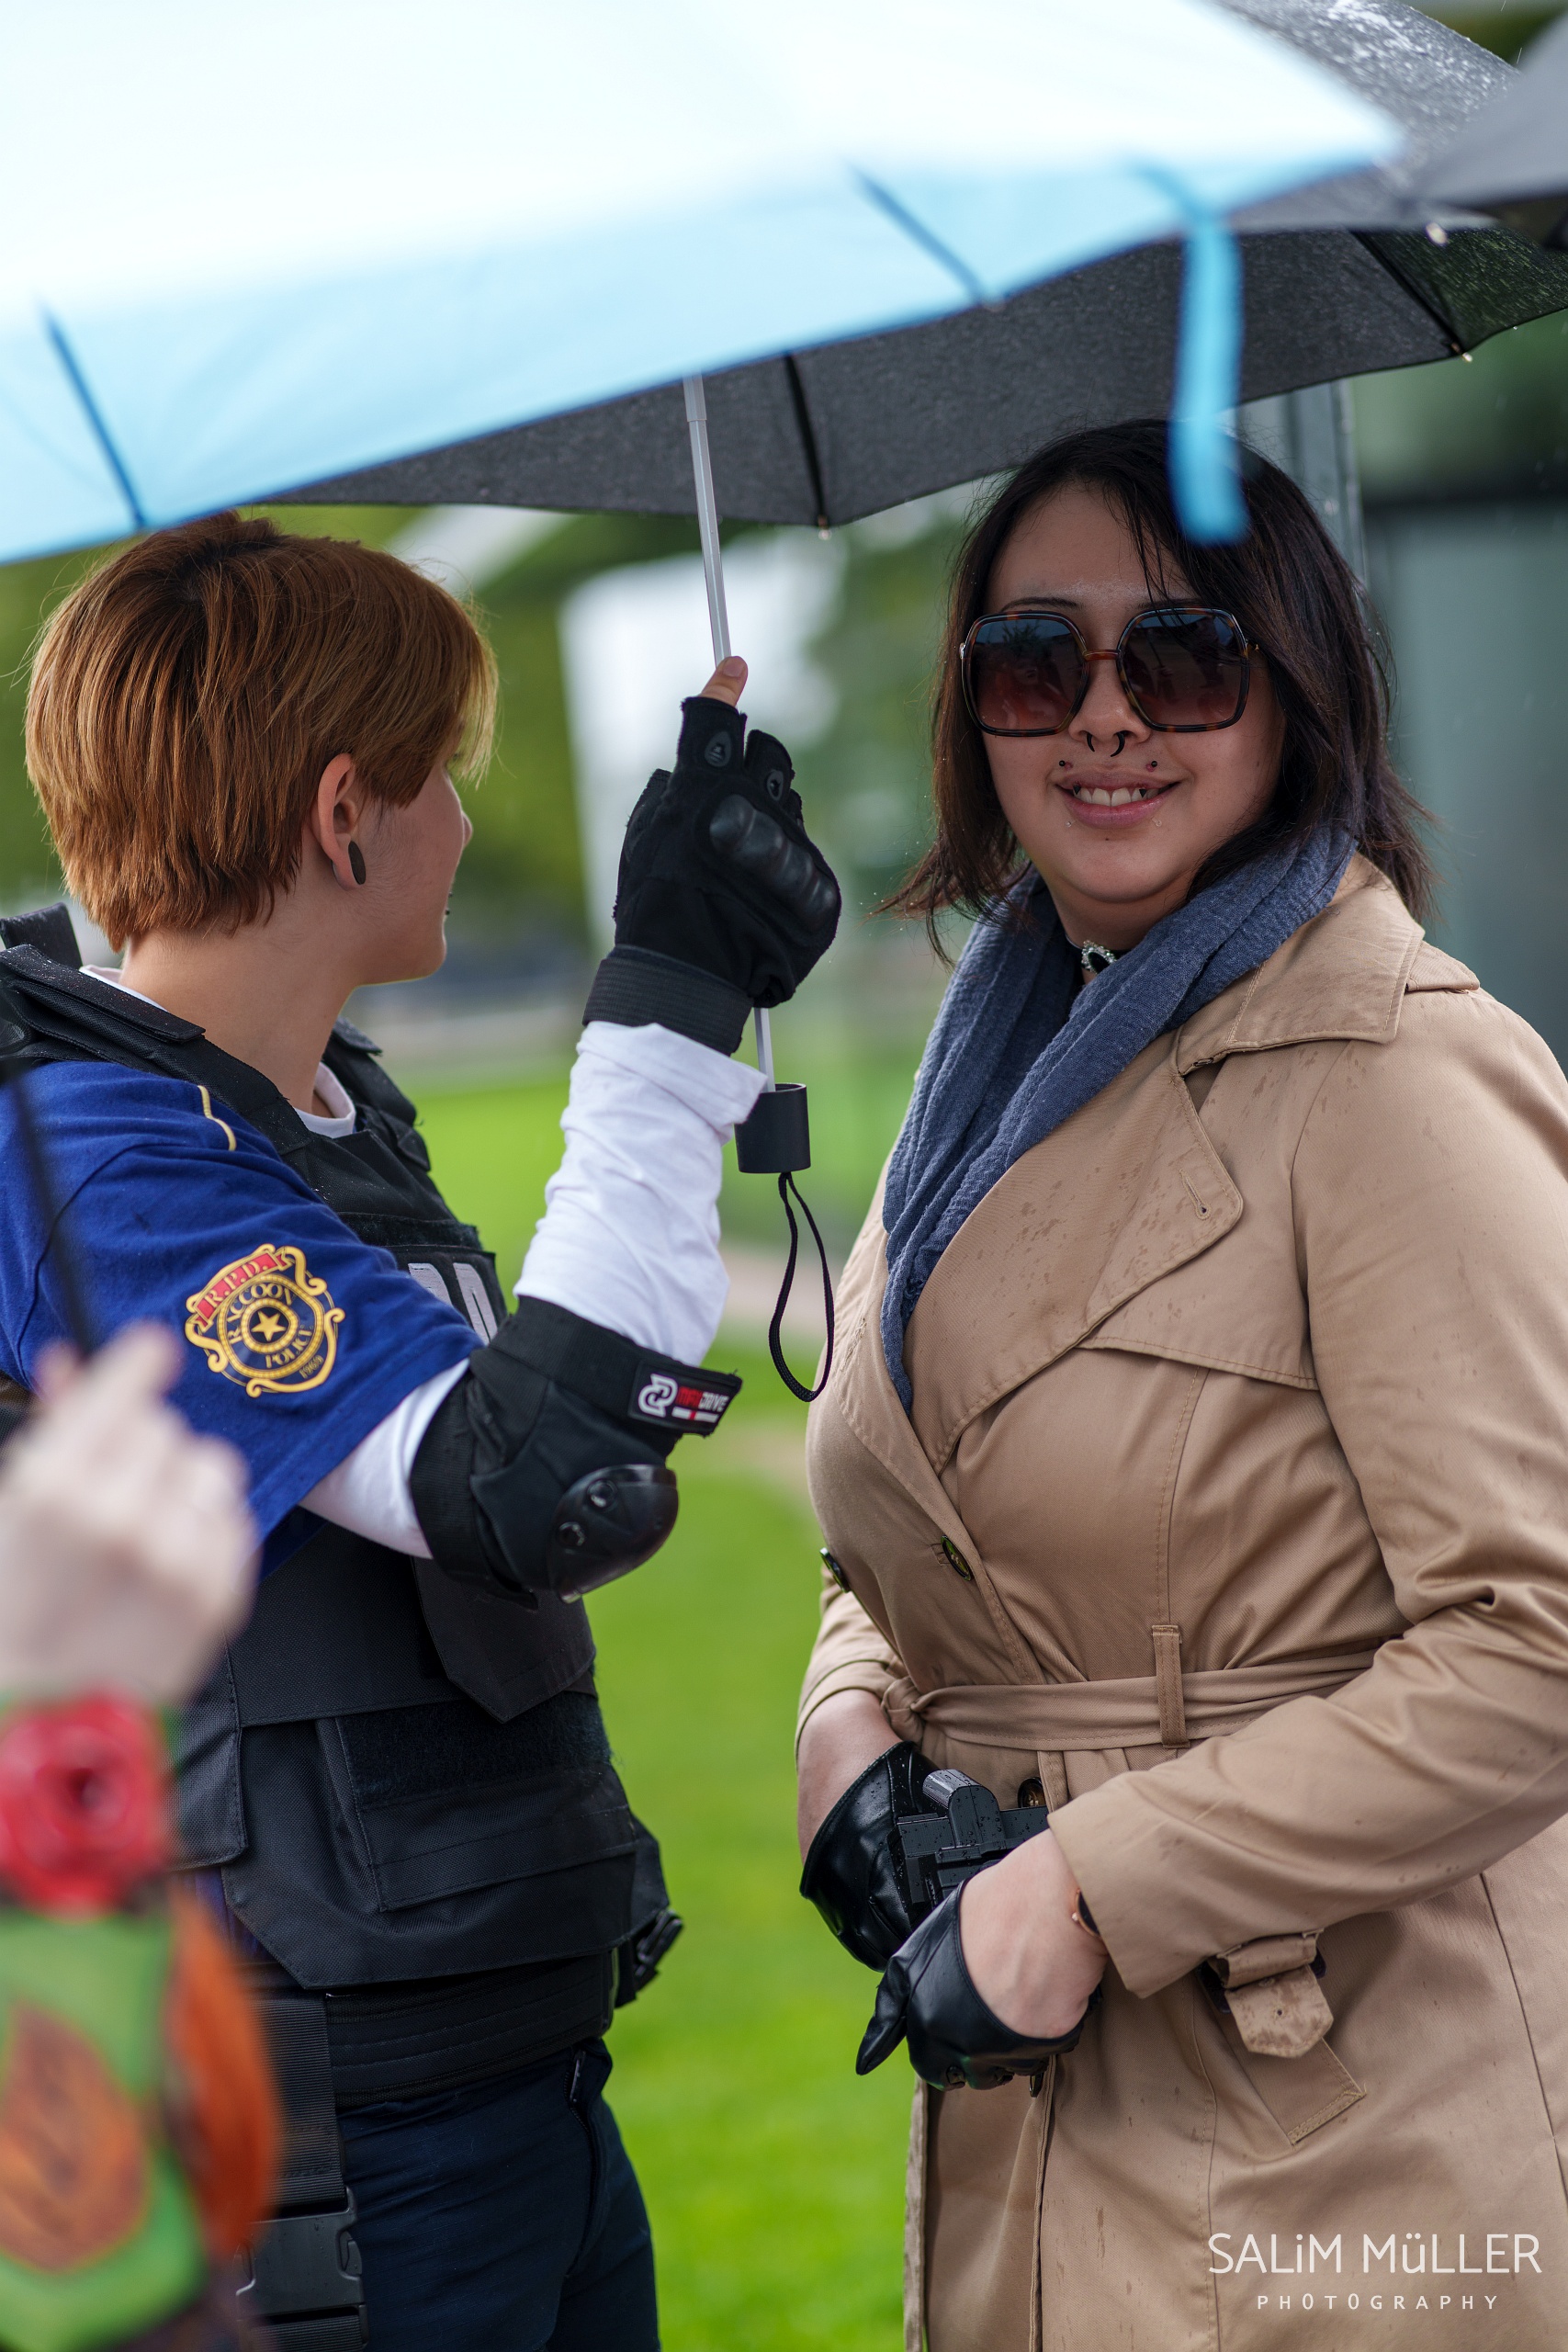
[0,1697,170,1917]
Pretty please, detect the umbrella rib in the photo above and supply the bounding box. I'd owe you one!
[782,357,830,531]
[40,312,149,533]
[1349,234,1466,359]
[852,172,989,310]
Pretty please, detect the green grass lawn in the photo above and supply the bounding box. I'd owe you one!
[418,1082,913,2352]
[412,1027,922,1272]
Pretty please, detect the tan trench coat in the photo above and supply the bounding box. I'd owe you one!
[798,860,1568,2350]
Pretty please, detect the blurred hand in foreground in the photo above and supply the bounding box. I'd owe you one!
[0,1324,256,1701]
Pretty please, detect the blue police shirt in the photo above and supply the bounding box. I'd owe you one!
[0,1063,480,1555]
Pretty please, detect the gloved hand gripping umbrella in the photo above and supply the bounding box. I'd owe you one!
[669,374,844,1399]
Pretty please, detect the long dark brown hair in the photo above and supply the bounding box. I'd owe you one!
[890,421,1432,936]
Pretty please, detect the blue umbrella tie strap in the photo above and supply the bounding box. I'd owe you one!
[1147,174,1247,547]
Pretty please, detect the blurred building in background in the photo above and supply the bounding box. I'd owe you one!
[1357,306,1568,1057]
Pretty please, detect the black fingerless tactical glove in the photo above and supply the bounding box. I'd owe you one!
[800,1742,933,1972]
[856,1888,1098,2091]
[583,696,841,1054]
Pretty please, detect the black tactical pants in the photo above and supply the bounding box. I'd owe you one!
[340,2041,658,2350]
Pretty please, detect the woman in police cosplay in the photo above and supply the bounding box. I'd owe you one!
[0,509,839,2351]
[797,424,1568,2352]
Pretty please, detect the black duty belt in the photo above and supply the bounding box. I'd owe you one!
[239,1996,367,2350]
[238,1956,617,2342]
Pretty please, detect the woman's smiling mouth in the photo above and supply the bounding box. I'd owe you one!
[1056,775,1180,823]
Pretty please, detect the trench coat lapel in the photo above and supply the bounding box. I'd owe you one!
[904,1040,1242,1471]
[830,1196,991,1567]
[825,1224,1065,1686]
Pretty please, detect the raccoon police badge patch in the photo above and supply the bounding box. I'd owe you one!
[185,1243,344,1397]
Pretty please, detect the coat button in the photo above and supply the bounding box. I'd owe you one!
[1017,1779,1046,1809]
[941,1539,974,1582]
[819,1546,851,1592]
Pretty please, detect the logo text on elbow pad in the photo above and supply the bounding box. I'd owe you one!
[630,1367,737,1434]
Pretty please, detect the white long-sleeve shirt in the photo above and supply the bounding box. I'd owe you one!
[302,1021,764,1553]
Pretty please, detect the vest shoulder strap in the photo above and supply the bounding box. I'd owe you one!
[0,904,83,969]
[0,938,315,1162]
[322,1020,421,1129]
[0,906,417,1136]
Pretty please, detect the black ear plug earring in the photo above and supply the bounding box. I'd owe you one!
[347,842,367,886]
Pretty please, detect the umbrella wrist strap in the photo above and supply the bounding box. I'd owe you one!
[768,1172,834,1404]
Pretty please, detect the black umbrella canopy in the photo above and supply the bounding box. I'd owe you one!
[278,0,1568,528]
[1416,11,1568,248]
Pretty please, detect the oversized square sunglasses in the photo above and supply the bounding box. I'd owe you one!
[960,605,1256,737]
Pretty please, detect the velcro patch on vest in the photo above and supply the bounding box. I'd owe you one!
[627,1365,737,1433]
[185,1242,344,1397]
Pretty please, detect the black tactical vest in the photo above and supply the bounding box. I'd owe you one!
[0,913,667,2060]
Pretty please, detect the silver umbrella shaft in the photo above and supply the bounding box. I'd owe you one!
[683,373,773,1091]
[682,373,729,662]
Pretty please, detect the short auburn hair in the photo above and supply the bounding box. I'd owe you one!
[26,511,497,946]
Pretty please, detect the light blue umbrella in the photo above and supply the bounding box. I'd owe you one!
[0,0,1395,566]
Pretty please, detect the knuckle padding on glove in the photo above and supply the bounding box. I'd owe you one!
[708,797,840,929]
[411,1297,739,1599]
[592,695,841,1034]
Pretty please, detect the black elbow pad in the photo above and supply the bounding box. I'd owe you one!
[410,1297,739,1603]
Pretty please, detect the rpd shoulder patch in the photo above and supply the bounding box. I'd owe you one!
[185,1243,344,1398]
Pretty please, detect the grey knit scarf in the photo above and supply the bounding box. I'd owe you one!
[880,829,1353,1407]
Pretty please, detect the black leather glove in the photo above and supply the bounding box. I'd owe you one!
[800,1742,932,1972]
[856,1886,1098,2091]
[583,696,841,1053]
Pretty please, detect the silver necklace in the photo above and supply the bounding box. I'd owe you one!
[1079,941,1120,980]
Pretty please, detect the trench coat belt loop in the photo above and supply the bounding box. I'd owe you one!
[881,1651,1381,1753]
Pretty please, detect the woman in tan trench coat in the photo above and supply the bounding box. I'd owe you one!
[796,423,1568,2351]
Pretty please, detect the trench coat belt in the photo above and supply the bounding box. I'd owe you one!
[886,1650,1383,2076]
[882,1649,1381,1753]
